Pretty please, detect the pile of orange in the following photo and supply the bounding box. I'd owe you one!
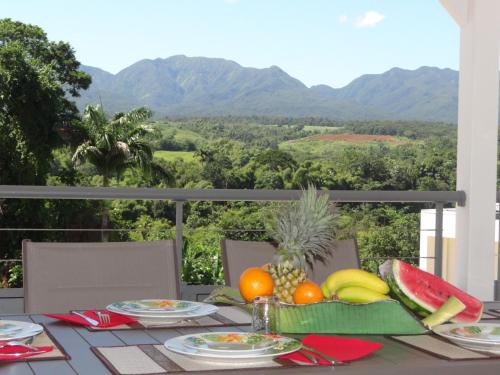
[239,266,324,305]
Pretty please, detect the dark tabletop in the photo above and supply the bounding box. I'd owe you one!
[1,302,500,375]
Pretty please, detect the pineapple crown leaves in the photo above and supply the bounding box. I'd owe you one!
[268,184,338,269]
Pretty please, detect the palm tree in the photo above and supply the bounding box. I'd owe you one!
[72,105,158,240]
[73,105,155,187]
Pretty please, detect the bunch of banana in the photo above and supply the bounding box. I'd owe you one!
[320,269,390,303]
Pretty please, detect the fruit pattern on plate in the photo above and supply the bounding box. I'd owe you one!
[450,326,500,339]
[114,300,192,311]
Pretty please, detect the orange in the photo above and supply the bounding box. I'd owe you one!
[239,267,274,302]
[292,280,324,305]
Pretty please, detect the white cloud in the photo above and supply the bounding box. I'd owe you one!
[355,11,385,28]
[339,15,349,24]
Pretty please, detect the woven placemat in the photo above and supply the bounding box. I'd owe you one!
[486,309,500,318]
[3,324,70,362]
[92,344,300,375]
[88,306,252,331]
[481,311,500,320]
[390,334,500,361]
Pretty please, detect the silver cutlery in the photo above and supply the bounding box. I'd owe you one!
[0,341,46,356]
[71,311,99,326]
[299,348,318,363]
[0,341,40,351]
[0,351,47,357]
[96,311,111,325]
[302,345,345,365]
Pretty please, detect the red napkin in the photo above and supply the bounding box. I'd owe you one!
[0,344,53,360]
[280,334,383,365]
[45,310,137,328]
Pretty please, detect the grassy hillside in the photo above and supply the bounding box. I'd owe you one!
[154,151,196,162]
[155,122,205,143]
[280,133,412,162]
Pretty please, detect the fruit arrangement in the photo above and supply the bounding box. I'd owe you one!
[236,185,483,330]
[238,185,391,306]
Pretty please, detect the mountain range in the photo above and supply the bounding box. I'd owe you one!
[76,55,465,122]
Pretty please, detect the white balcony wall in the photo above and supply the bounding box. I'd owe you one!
[440,0,500,299]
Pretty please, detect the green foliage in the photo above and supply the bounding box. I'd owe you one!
[8,264,22,288]
[357,210,420,273]
[73,105,157,186]
[128,215,174,241]
[154,151,196,163]
[0,19,93,270]
[0,18,90,185]
[182,228,224,285]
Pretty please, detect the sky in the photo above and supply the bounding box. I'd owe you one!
[1,0,459,88]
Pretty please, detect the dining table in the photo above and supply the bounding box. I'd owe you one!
[1,302,500,375]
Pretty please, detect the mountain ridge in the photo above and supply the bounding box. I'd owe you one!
[75,55,471,122]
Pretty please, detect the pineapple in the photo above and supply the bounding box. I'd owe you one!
[268,184,337,303]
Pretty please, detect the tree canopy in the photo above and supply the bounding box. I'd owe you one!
[0,18,90,184]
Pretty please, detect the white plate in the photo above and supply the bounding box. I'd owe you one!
[434,323,500,343]
[108,300,199,315]
[434,323,500,354]
[107,302,218,324]
[182,332,277,355]
[0,321,43,343]
[165,334,301,363]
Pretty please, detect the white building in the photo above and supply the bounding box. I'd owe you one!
[420,206,499,287]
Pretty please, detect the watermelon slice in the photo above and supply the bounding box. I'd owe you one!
[379,259,483,323]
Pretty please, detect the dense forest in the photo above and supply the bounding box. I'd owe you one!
[0,19,464,288]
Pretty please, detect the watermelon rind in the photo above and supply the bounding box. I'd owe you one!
[421,296,466,329]
[385,274,431,318]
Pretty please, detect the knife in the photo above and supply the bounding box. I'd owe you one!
[71,311,99,326]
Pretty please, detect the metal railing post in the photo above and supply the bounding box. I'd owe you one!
[175,200,184,297]
[434,202,444,278]
[496,210,500,300]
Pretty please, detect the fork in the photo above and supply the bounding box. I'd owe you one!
[302,345,345,365]
[96,311,111,325]
[298,349,318,364]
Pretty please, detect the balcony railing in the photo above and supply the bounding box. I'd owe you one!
[0,185,466,299]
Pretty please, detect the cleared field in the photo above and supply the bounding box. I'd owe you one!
[155,122,205,144]
[154,151,196,162]
[302,133,404,143]
[303,125,342,132]
[280,133,411,162]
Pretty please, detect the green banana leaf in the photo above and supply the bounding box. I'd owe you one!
[205,287,427,335]
[279,299,427,334]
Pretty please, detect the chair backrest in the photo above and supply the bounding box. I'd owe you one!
[221,239,360,287]
[306,239,361,284]
[22,240,179,313]
[221,240,276,287]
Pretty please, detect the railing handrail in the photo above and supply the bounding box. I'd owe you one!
[0,185,466,205]
[0,184,467,285]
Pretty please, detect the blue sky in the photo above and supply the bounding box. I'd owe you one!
[1,0,459,87]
